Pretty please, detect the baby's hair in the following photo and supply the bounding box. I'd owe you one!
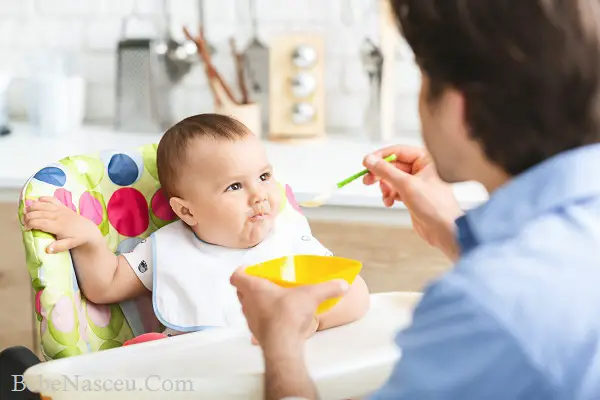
[157,113,251,199]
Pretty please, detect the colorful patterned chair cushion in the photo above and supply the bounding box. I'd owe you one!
[18,143,302,361]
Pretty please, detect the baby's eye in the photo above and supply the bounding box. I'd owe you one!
[259,173,271,182]
[227,182,242,191]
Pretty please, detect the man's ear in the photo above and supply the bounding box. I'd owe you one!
[169,197,197,226]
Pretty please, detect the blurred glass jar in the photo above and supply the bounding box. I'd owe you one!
[0,71,11,135]
[27,51,85,137]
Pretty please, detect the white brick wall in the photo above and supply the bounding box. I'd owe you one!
[0,0,422,137]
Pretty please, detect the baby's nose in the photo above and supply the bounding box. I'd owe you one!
[251,191,267,204]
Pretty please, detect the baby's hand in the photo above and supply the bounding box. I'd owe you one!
[23,196,102,254]
[250,316,319,346]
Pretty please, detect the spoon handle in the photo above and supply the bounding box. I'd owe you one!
[335,154,397,189]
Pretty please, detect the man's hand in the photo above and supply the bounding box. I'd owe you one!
[231,268,348,400]
[251,316,318,346]
[363,145,463,260]
[230,267,349,351]
[23,196,102,254]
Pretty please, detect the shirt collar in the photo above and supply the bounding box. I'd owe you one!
[456,143,600,252]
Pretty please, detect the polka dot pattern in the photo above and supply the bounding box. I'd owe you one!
[141,143,159,180]
[22,141,305,360]
[79,191,104,226]
[87,303,111,328]
[33,167,66,187]
[49,295,75,334]
[73,291,88,342]
[40,316,47,337]
[151,189,176,221]
[54,188,76,211]
[35,290,43,315]
[107,153,143,186]
[87,304,125,340]
[107,188,149,237]
[59,156,104,189]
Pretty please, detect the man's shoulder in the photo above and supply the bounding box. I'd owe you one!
[389,274,555,399]
[433,241,600,395]
[453,229,600,329]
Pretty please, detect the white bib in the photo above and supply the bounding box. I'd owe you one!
[150,212,331,334]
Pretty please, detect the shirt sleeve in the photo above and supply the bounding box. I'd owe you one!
[368,276,554,400]
[121,238,154,291]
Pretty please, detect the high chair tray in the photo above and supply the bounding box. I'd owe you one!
[24,292,421,400]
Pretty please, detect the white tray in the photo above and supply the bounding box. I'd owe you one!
[24,292,421,400]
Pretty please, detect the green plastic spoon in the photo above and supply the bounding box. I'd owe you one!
[299,154,397,208]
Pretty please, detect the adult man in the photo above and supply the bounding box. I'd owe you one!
[232,1,600,398]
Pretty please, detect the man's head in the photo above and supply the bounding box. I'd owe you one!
[391,0,600,187]
[157,114,281,249]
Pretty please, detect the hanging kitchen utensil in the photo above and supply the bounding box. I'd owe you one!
[360,38,383,142]
[378,0,399,142]
[198,0,216,56]
[114,0,174,133]
[243,0,268,91]
[230,38,250,104]
[243,0,270,130]
[183,27,238,107]
[158,0,195,84]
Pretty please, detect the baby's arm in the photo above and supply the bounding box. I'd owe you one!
[317,275,370,331]
[70,242,147,304]
[24,196,148,304]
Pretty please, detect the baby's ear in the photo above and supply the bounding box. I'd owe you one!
[169,197,196,225]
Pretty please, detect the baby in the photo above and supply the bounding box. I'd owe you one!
[23,114,370,342]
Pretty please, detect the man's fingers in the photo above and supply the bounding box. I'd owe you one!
[370,145,427,164]
[383,195,395,208]
[230,267,275,293]
[365,155,414,191]
[46,238,79,254]
[304,279,350,304]
[363,161,412,186]
[363,173,377,186]
[381,180,403,207]
[230,266,251,290]
[380,180,392,198]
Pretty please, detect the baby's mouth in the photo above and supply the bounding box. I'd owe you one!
[250,212,268,221]
[249,202,271,220]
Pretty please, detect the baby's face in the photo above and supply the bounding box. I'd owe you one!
[180,134,281,248]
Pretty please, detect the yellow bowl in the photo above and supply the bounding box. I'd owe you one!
[245,255,362,314]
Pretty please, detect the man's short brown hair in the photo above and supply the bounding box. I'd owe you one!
[157,113,251,198]
[391,0,600,175]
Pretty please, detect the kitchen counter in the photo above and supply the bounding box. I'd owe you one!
[0,123,488,225]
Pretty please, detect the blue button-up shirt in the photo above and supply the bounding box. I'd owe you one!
[370,144,600,399]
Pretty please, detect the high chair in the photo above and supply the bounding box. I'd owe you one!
[2,143,422,399]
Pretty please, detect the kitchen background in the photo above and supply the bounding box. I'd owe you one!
[0,0,421,137]
[0,1,457,357]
